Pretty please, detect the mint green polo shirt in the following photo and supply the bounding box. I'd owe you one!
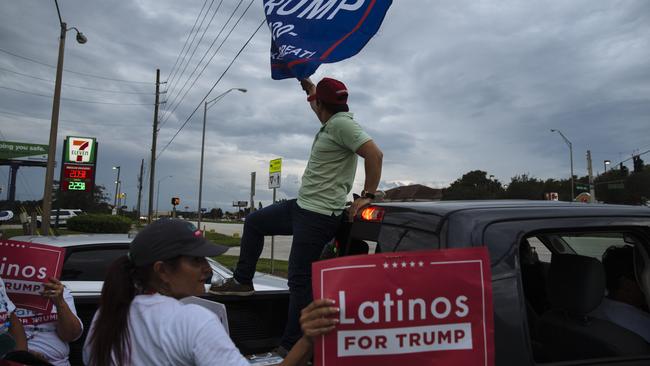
[297,112,372,216]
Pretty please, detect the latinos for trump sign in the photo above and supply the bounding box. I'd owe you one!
[0,240,65,313]
[312,248,494,366]
[263,0,393,80]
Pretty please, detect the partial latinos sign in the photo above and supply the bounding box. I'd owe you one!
[0,240,65,313]
[263,0,393,80]
[312,248,494,366]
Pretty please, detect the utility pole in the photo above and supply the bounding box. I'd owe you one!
[197,102,208,230]
[136,159,144,220]
[147,69,160,223]
[112,166,121,212]
[587,150,595,203]
[550,129,575,201]
[250,172,256,213]
[271,187,276,273]
[42,22,68,235]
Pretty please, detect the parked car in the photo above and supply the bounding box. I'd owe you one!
[31,208,84,227]
[331,200,650,365]
[10,233,289,365]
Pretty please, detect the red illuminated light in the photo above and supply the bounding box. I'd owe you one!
[67,169,87,179]
[63,164,93,179]
[359,206,385,222]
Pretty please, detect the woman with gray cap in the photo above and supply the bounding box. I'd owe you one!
[83,219,338,366]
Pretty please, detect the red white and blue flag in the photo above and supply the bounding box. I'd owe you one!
[263,0,393,80]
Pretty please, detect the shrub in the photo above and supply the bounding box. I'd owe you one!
[67,214,133,233]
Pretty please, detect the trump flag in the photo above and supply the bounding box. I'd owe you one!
[263,0,393,80]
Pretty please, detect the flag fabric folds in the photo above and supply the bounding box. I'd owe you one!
[263,0,393,80]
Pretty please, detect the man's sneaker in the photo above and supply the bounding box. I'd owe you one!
[209,278,254,296]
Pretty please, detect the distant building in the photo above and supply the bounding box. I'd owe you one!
[383,184,442,202]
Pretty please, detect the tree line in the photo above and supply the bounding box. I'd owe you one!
[442,158,649,205]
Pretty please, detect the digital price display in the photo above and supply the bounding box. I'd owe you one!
[64,165,92,179]
[61,163,94,192]
[67,181,86,191]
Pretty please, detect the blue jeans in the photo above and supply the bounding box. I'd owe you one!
[234,199,341,349]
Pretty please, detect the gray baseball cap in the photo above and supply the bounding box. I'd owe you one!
[129,219,229,266]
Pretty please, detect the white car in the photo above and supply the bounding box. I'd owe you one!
[11,234,290,362]
[10,233,288,297]
[32,209,84,227]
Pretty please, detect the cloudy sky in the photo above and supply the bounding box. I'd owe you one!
[1,0,648,213]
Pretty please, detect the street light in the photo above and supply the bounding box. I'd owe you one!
[198,88,247,229]
[112,166,121,213]
[156,175,173,219]
[41,0,87,235]
[604,160,611,173]
[550,129,575,200]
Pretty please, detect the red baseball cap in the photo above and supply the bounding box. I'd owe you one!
[307,77,349,105]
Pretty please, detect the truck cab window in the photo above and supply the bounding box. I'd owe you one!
[377,226,440,253]
[520,230,650,363]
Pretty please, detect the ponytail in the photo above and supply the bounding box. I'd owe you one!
[87,255,183,365]
[87,255,140,365]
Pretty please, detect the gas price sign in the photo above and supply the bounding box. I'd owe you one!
[61,163,94,192]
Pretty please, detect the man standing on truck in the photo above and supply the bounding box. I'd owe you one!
[210,77,383,351]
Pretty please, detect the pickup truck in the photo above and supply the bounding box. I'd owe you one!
[13,200,650,365]
[332,200,650,365]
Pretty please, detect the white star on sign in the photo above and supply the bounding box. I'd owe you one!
[392,262,398,268]
[410,261,415,267]
[383,262,389,269]
[418,261,424,267]
[401,262,407,268]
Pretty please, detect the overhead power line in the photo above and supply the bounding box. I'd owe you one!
[164,0,216,106]
[612,149,650,166]
[160,0,248,127]
[162,0,225,123]
[164,0,210,96]
[0,85,152,106]
[157,16,264,159]
[0,65,153,95]
[0,47,151,84]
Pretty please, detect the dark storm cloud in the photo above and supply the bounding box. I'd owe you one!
[1,0,648,210]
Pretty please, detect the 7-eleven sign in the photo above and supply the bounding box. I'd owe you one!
[65,136,96,164]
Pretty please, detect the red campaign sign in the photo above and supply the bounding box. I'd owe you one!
[312,248,494,366]
[0,240,65,313]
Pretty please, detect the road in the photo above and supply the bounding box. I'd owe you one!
[191,221,293,261]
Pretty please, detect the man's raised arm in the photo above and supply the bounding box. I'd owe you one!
[349,140,383,220]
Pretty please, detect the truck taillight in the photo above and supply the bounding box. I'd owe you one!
[359,206,385,222]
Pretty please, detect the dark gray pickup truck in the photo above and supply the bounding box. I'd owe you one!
[338,200,650,365]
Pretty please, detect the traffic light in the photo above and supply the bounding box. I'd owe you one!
[171,197,180,206]
[633,155,644,173]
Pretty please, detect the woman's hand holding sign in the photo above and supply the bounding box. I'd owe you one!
[40,277,82,342]
[300,299,339,341]
[280,299,339,366]
[40,277,65,306]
